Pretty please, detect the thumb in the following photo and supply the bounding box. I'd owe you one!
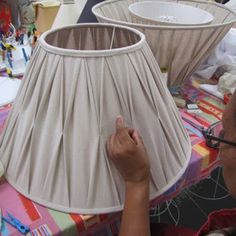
[116,115,125,132]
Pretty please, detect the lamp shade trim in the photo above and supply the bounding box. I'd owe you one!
[4,145,191,214]
[39,23,146,57]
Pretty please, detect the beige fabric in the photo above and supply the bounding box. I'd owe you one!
[0,160,4,177]
[0,24,191,214]
[92,0,236,87]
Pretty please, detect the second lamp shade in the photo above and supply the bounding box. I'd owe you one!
[0,24,191,214]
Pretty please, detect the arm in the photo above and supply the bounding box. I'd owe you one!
[106,116,151,236]
[120,180,150,236]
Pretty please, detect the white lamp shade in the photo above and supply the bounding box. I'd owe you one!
[0,24,191,214]
[92,0,236,87]
[128,1,214,26]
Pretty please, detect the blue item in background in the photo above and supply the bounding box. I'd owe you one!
[2,212,30,235]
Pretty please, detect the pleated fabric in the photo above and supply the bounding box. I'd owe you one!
[92,0,236,87]
[0,24,191,214]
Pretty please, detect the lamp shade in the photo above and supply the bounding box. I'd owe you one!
[92,0,236,87]
[0,24,191,214]
[128,1,214,26]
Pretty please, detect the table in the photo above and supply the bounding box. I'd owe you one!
[0,79,225,236]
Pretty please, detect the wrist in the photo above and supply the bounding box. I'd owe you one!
[125,179,150,199]
[125,178,149,188]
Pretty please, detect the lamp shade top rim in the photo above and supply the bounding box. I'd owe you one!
[39,23,146,57]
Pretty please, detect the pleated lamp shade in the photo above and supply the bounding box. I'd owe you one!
[0,24,191,214]
[92,0,236,87]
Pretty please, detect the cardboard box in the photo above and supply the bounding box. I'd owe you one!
[33,1,60,34]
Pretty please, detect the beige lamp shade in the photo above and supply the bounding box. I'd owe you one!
[0,24,191,214]
[92,0,236,87]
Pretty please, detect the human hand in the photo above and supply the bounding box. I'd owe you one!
[106,116,150,184]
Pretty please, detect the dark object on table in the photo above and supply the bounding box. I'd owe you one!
[77,0,105,23]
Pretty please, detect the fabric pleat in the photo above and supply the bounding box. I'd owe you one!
[0,24,191,214]
[92,0,236,86]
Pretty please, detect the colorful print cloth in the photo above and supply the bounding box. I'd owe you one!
[0,80,224,235]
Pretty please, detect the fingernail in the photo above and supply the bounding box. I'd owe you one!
[116,115,123,123]
[116,115,122,119]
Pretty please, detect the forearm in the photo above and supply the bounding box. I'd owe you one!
[119,180,150,236]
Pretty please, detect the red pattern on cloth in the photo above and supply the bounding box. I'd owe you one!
[151,223,197,236]
[197,208,236,235]
[0,2,11,33]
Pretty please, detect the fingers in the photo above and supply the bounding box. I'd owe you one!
[131,130,144,146]
[115,116,134,144]
[106,117,132,160]
[116,116,125,132]
[107,116,144,159]
[115,116,144,146]
[106,134,117,160]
